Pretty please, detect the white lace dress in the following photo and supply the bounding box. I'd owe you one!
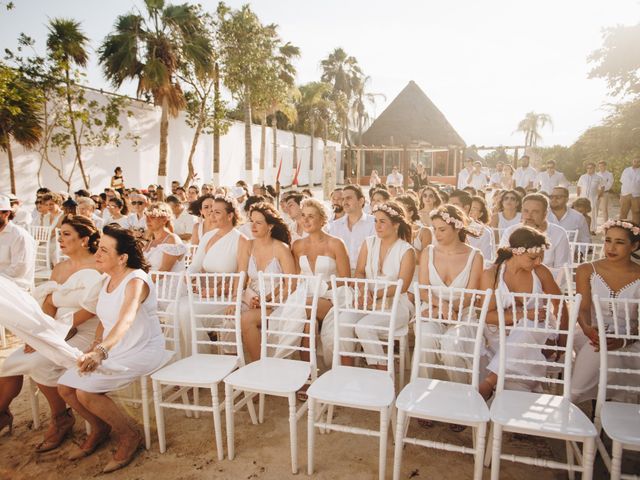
[145,241,187,273]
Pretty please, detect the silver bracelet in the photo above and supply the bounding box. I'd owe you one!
[94,343,109,360]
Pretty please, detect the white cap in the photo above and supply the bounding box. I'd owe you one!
[0,196,11,211]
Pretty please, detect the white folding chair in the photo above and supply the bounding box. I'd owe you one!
[152,271,251,459]
[224,272,321,473]
[110,270,184,449]
[28,225,54,281]
[569,241,605,264]
[593,295,640,480]
[307,276,403,480]
[393,285,492,480]
[488,291,597,480]
[490,227,505,245]
[183,244,198,268]
[566,229,579,243]
[0,325,7,348]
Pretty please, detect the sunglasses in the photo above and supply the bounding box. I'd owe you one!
[131,201,145,205]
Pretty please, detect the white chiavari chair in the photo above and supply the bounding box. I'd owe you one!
[183,244,198,268]
[392,285,492,480]
[593,295,640,480]
[224,272,321,473]
[28,225,54,281]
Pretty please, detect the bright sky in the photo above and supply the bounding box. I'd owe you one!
[1,0,638,147]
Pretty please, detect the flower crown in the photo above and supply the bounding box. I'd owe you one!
[510,245,547,255]
[213,193,238,209]
[145,208,172,218]
[372,203,401,218]
[430,209,464,230]
[600,219,640,236]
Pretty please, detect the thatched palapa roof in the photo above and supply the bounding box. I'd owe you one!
[361,81,465,148]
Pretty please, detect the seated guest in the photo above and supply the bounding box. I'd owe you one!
[62,198,77,216]
[42,193,65,229]
[417,186,443,226]
[166,195,195,242]
[370,187,390,209]
[105,197,130,228]
[77,197,104,230]
[329,188,345,222]
[7,194,32,229]
[571,197,593,235]
[143,202,186,273]
[386,165,403,186]
[571,220,640,403]
[548,186,590,243]
[0,196,35,290]
[58,225,170,473]
[126,193,148,238]
[189,194,217,246]
[449,190,494,261]
[32,197,48,227]
[490,189,522,230]
[187,185,199,204]
[285,192,306,242]
[396,194,421,241]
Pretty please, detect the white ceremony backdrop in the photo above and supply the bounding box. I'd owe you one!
[0,90,341,201]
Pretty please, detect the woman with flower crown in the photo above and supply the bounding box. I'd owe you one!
[571,220,640,403]
[339,201,415,366]
[478,226,566,399]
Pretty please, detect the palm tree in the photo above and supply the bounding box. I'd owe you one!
[46,18,91,188]
[99,0,212,184]
[297,81,332,181]
[516,111,554,147]
[350,75,385,145]
[0,65,43,194]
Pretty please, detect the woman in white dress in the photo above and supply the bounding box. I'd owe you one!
[500,164,516,190]
[58,224,169,473]
[489,189,522,230]
[190,194,217,246]
[143,202,186,273]
[0,216,101,448]
[417,186,443,227]
[178,194,248,355]
[235,202,296,361]
[42,192,65,229]
[105,197,130,228]
[417,205,484,384]
[479,226,563,399]
[341,201,415,367]
[571,220,640,403]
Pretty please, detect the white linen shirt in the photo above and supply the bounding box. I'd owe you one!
[386,172,403,186]
[514,166,538,189]
[329,212,375,270]
[0,221,35,290]
[500,221,571,269]
[468,172,489,190]
[620,166,640,197]
[457,168,472,189]
[173,208,196,237]
[468,222,495,261]
[537,171,568,195]
[597,170,614,192]
[577,173,603,200]
[548,208,591,244]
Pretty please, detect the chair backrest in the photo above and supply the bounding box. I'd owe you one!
[258,272,322,369]
[151,270,185,359]
[28,225,53,243]
[569,241,605,265]
[330,276,403,377]
[183,244,198,268]
[594,295,640,408]
[494,290,581,397]
[412,284,493,388]
[565,229,579,243]
[186,271,246,361]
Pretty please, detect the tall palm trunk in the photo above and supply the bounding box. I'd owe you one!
[184,103,206,188]
[259,116,266,182]
[244,86,252,180]
[64,69,89,189]
[292,131,298,186]
[158,96,170,185]
[2,133,16,194]
[271,115,277,168]
[309,118,315,185]
[212,62,221,185]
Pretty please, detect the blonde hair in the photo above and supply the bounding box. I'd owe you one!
[146,202,174,226]
[301,198,329,226]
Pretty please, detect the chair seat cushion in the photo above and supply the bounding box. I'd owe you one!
[601,401,640,446]
[490,390,597,439]
[307,366,395,409]
[224,357,310,394]
[396,378,489,424]
[151,353,239,386]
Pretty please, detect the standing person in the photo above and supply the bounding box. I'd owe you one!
[0,216,101,450]
[57,225,170,473]
[457,158,474,190]
[576,162,604,232]
[411,163,429,190]
[7,194,32,229]
[0,196,35,291]
[548,186,591,243]
[500,193,571,271]
[514,155,538,191]
[467,161,489,191]
[596,161,614,225]
[369,169,382,188]
[500,164,516,190]
[328,184,375,273]
[570,220,640,404]
[619,157,640,224]
[143,203,186,273]
[166,195,194,242]
[537,160,568,195]
[490,162,505,189]
[490,189,522,230]
[110,167,125,196]
[386,165,403,186]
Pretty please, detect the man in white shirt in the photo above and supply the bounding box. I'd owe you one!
[328,188,345,222]
[329,184,375,271]
[490,162,504,188]
[548,186,590,244]
[0,196,35,290]
[537,160,568,195]
[449,190,494,260]
[514,155,538,190]
[595,161,614,224]
[386,166,403,186]
[576,162,604,232]
[457,158,474,189]
[500,193,571,271]
[620,157,640,224]
[5,194,32,229]
[467,161,489,191]
[167,195,195,242]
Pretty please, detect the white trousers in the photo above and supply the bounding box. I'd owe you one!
[417,322,477,384]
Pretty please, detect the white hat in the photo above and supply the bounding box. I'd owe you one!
[0,196,11,211]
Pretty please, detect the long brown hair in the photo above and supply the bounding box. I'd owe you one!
[493,226,550,285]
[430,204,479,242]
[249,202,292,246]
[373,201,412,243]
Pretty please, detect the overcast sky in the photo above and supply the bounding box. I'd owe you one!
[1,0,638,147]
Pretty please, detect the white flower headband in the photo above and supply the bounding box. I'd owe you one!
[372,203,401,218]
[430,209,464,230]
[213,193,238,209]
[600,219,640,236]
[510,245,547,255]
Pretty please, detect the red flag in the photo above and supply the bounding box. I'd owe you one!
[292,159,302,186]
[275,157,283,183]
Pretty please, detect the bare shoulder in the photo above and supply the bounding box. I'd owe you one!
[274,240,292,256]
[327,235,347,252]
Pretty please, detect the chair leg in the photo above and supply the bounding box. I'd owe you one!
[566,440,575,480]
[210,386,224,461]
[473,422,487,480]
[490,424,503,480]
[307,397,315,475]
[152,380,166,453]
[288,393,298,474]
[398,336,406,388]
[259,393,265,424]
[224,384,235,460]
[0,325,6,348]
[245,392,258,425]
[27,378,40,430]
[484,422,493,467]
[581,437,596,480]
[610,440,623,480]
[392,409,407,480]
[193,387,200,419]
[181,390,192,418]
[140,377,151,450]
[378,406,390,480]
[326,404,334,434]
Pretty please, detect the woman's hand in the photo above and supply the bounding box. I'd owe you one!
[250,295,260,309]
[23,344,35,354]
[224,305,236,316]
[582,324,599,347]
[77,351,103,373]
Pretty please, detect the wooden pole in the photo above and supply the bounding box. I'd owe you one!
[382,150,386,177]
[401,146,409,190]
[355,148,361,185]
[514,147,519,168]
